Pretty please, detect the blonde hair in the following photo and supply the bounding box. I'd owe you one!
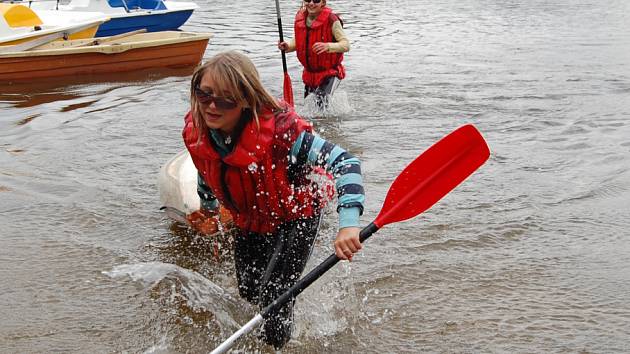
[190,51,282,140]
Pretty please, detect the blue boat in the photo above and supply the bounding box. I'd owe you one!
[26,0,198,36]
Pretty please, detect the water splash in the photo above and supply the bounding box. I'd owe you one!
[103,262,244,330]
[141,336,169,354]
[290,220,362,346]
[297,90,353,119]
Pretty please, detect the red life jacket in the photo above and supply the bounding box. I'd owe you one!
[294,7,345,88]
[182,106,330,234]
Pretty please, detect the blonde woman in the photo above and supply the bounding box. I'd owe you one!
[182,51,364,349]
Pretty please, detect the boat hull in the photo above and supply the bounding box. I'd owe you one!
[0,31,210,82]
[95,9,194,36]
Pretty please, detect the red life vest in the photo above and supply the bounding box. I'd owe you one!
[294,7,345,88]
[182,106,329,234]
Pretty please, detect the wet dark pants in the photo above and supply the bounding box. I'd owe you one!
[234,214,321,349]
[304,76,341,108]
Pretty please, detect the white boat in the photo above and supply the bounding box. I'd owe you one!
[23,0,198,37]
[0,3,109,46]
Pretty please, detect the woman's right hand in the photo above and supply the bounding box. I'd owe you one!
[278,41,289,51]
[334,227,362,261]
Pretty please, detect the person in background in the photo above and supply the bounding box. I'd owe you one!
[278,0,349,107]
[182,51,364,349]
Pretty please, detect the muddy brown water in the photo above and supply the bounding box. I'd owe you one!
[1,0,629,352]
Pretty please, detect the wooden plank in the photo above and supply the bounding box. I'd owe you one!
[65,28,148,48]
[0,31,68,54]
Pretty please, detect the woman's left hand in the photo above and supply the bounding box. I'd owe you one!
[312,42,329,55]
[334,227,362,261]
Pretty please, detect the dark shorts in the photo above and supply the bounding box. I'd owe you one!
[234,214,321,349]
[304,76,341,106]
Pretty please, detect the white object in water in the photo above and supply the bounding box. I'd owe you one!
[157,149,199,223]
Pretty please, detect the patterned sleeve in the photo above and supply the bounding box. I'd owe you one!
[290,131,364,228]
[197,173,219,211]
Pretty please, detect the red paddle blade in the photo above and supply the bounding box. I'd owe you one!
[373,124,490,228]
[283,72,294,107]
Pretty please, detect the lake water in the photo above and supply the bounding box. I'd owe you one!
[1,0,629,353]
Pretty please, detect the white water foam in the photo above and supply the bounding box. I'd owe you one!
[290,218,363,345]
[297,90,353,119]
[103,262,243,330]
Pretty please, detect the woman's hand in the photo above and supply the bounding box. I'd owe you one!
[278,41,289,51]
[312,42,329,55]
[186,208,220,235]
[334,227,362,261]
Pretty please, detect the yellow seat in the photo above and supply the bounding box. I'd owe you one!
[0,4,43,28]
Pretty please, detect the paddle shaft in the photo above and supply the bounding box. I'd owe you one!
[263,222,378,315]
[274,0,289,73]
[66,29,147,48]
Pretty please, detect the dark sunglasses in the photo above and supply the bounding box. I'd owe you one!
[304,0,322,3]
[194,87,238,110]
